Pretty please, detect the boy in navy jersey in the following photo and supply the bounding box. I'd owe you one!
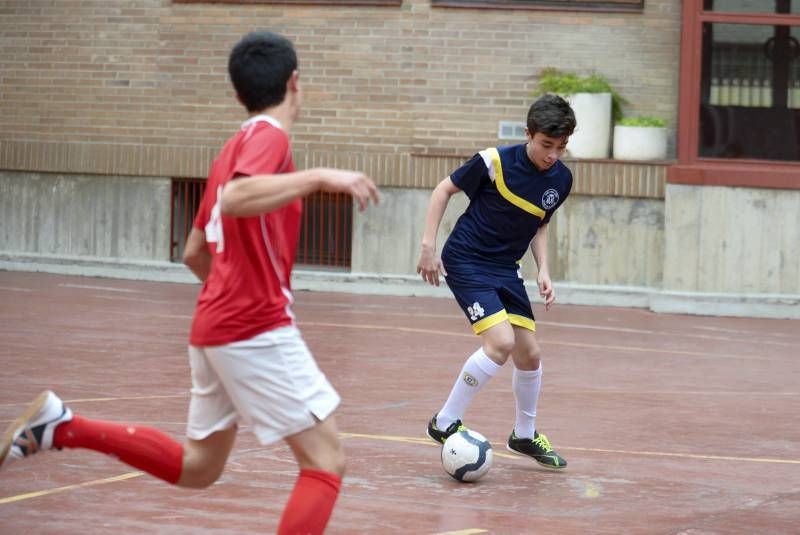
[417,94,575,469]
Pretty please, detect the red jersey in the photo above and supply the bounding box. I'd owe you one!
[189,115,302,346]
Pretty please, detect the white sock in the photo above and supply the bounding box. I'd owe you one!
[437,347,502,429]
[513,365,542,439]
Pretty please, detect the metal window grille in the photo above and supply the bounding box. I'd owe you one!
[170,178,352,268]
[170,178,207,262]
[296,190,352,268]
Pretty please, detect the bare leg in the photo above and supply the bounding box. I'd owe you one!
[278,415,345,535]
[284,415,345,476]
[178,427,237,489]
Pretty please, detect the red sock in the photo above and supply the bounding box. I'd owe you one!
[278,469,342,535]
[53,415,183,484]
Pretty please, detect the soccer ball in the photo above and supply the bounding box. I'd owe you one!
[441,429,493,482]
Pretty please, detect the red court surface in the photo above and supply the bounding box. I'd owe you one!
[1,271,799,534]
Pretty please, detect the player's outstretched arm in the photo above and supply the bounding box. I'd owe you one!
[530,222,555,310]
[221,168,380,217]
[416,177,460,286]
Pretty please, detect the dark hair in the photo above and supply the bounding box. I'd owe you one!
[526,94,576,138]
[228,31,298,113]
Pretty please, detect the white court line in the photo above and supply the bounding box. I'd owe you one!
[690,324,795,340]
[298,321,771,360]
[297,301,407,310]
[340,432,800,465]
[0,286,33,292]
[22,287,795,344]
[297,307,796,347]
[304,303,656,334]
[100,309,193,320]
[557,389,800,396]
[2,388,794,422]
[433,530,488,535]
[91,294,179,305]
[59,283,143,294]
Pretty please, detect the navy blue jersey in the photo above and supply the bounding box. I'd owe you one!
[442,144,572,268]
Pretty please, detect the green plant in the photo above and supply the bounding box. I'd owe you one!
[617,116,667,128]
[533,67,627,123]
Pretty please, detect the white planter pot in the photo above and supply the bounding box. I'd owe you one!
[612,125,668,161]
[565,92,611,159]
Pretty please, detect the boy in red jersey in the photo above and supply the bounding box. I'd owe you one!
[1,31,379,534]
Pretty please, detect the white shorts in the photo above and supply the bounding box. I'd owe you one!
[186,325,340,445]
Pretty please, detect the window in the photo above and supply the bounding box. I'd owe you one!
[700,23,800,161]
[430,0,642,11]
[670,0,800,188]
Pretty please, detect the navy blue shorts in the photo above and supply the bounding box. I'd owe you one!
[443,261,536,335]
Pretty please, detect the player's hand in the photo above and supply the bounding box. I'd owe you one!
[417,244,447,286]
[318,168,380,211]
[537,271,555,311]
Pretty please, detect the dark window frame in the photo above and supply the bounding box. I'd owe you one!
[670,0,800,189]
[173,0,641,10]
[430,0,642,12]
[173,0,401,5]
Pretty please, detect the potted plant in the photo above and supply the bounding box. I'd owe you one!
[534,68,627,159]
[612,116,668,161]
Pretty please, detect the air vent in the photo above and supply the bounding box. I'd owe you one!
[498,121,527,140]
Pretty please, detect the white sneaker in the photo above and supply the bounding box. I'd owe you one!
[1,390,73,468]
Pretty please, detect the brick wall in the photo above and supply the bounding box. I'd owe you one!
[0,0,680,186]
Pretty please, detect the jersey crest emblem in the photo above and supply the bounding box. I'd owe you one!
[542,188,559,210]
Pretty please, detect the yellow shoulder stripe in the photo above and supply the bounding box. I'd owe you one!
[485,147,546,219]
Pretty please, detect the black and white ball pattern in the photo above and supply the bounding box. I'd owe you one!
[441,429,493,482]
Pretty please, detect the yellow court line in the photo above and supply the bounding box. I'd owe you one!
[561,446,800,465]
[340,432,800,466]
[0,471,144,505]
[4,433,797,507]
[299,321,760,360]
[340,432,434,445]
[0,394,187,408]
